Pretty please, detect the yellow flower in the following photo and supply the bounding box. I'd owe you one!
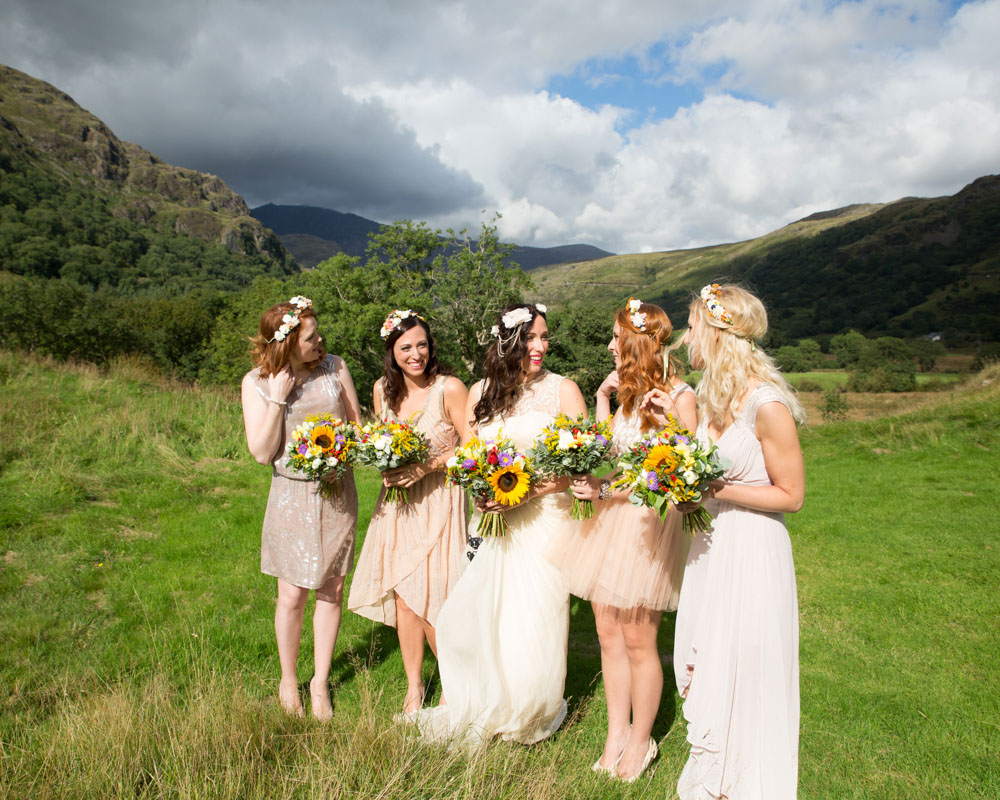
[642,444,679,474]
[488,464,531,506]
[309,425,337,452]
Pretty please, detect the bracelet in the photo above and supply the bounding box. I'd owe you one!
[266,396,287,406]
[598,479,612,500]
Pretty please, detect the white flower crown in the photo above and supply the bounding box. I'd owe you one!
[268,296,312,343]
[627,297,647,331]
[380,309,425,339]
[490,304,546,355]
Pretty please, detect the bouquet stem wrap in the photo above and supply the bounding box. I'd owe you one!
[446,434,532,537]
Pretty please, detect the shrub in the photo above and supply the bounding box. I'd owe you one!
[820,390,848,421]
[847,337,916,392]
[971,342,1000,372]
[796,379,823,392]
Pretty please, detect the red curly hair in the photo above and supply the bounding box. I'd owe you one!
[249,302,324,378]
[615,301,678,431]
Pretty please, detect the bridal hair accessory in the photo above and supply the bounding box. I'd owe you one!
[490,306,535,356]
[699,284,756,350]
[268,296,312,343]
[380,309,425,340]
[627,297,647,331]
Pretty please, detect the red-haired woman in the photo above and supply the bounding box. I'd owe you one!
[240,296,361,720]
[348,310,469,716]
[552,298,696,782]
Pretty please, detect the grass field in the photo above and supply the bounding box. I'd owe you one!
[1,351,998,798]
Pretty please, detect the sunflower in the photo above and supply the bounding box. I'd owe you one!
[642,444,679,475]
[309,425,337,452]
[488,464,531,506]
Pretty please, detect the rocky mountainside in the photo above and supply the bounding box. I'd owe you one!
[0,64,290,268]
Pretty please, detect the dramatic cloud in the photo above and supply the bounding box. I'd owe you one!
[2,0,997,252]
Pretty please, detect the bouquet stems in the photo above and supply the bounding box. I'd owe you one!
[384,486,409,505]
[477,510,509,537]
[317,480,341,500]
[570,496,594,520]
[681,506,714,535]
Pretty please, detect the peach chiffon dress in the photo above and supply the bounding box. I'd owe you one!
[348,375,467,626]
[252,354,358,588]
[550,382,693,618]
[674,384,800,799]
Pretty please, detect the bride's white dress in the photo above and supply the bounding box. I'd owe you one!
[414,371,575,749]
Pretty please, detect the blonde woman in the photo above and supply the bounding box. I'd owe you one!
[241,297,361,720]
[552,299,696,783]
[643,284,805,800]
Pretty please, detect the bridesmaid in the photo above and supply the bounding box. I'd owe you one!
[347,310,469,715]
[553,298,696,782]
[241,296,361,720]
[643,284,805,799]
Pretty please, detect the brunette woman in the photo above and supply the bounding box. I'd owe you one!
[240,296,361,720]
[348,310,469,715]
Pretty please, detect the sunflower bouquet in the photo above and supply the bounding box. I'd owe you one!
[446,434,533,537]
[612,416,729,534]
[526,414,614,519]
[355,419,431,504]
[285,414,359,498]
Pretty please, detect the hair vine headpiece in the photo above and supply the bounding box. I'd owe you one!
[267,296,312,343]
[626,297,647,332]
[490,305,539,356]
[380,309,425,340]
[699,283,756,351]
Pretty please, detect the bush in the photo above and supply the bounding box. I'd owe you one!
[820,390,848,421]
[971,342,1000,372]
[796,379,823,392]
[847,337,916,392]
[830,330,867,367]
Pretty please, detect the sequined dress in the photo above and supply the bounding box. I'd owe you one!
[550,381,693,617]
[413,370,576,749]
[674,384,800,799]
[348,375,467,626]
[252,354,358,589]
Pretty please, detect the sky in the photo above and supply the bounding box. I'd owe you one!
[2,0,998,254]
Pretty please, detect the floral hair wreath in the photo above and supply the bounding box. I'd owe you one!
[626,297,648,332]
[380,309,426,340]
[268,296,312,343]
[490,304,546,356]
[699,283,756,350]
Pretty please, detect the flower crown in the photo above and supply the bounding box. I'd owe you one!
[626,297,647,331]
[490,304,546,355]
[380,309,425,340]
[699,284,734,325]
[268,296,312,343]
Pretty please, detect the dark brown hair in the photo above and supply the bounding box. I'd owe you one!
[473,304,547,426]
[381,316,444,413]
[249,302,324,377]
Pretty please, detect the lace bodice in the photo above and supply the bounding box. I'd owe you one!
[612,381,695,456]
[479,371,565,452]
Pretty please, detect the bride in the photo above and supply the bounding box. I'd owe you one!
[413,303,587,748]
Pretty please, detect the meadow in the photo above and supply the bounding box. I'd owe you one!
[1,350,998,799]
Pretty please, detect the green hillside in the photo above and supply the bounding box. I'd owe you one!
[0,64,295,293]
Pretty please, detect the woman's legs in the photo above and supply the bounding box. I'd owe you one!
[275,578,310,715]
[615,608,663,779]
[395,592,435,712]
[310,575,346,720]
[593,603,632,769]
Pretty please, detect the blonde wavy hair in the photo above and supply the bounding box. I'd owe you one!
[686,284,805,429]
[615,301,681,431]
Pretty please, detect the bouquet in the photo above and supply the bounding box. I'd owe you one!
[355,419,430,504]
[446,434,533,537]
[526,414,614,519]
[285,414,358,498]
[612,416,729,534]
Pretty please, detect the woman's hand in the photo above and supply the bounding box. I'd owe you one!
[266,367,296,404]
[383,463,432,488]
[675,480,721,513]
[570,474,602,501]
[640,387,679,427]
[597,370,620,399]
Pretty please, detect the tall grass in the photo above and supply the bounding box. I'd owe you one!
[2,350,998,798]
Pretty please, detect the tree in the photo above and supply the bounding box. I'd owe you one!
[848,337,916,392]
[830,330,867,367]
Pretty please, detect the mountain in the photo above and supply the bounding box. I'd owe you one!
[531,177,1000,343]
[250,203,614,268]
[0,64,295,292]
